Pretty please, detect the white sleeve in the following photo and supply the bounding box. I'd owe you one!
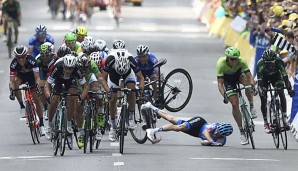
[47,76,55,84]
[79,77,86,85]
[33,67,39,73]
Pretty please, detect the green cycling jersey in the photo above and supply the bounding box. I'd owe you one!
[216,56,250,79]
[256,57,287,81]
[77,60,100,90]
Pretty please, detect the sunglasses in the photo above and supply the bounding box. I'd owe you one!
[229,58,238,61]
[16,56,26,59]
[64,67,75,71]
[264,60,276,64]
[65,41,76,44]
[41,53,50,57]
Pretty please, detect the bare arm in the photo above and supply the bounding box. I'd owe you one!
[217,78,225,98]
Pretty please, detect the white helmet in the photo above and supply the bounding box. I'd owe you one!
[89,52,102,66]
[43,42,55,54]
[63,54,77,67]
[112,40,125,49]
[111,49,131,75]
[95,39,107,51]
[83,36,95,45]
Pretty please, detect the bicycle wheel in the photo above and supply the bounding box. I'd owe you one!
[7,27,13,58]
[59,108,67,156]
[26,102,36,144]
[84,111,90,153]
[277,101,287,150]
[90,108,96,153]
[120,106,127,154]
[130,100,148,144]
[162,68,193,112]
[53,109,60,156]
[32,109,40,144]
[242,106,255,149]
[268,101,279,149]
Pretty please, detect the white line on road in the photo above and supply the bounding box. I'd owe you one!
[110,142,119,147]
[190,157,280,162]
[112,153,122,157]
[0,70,4,73]
[0,156,52,160]
[114,162,124,166]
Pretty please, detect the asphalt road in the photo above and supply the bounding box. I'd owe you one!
[0,0,298,171]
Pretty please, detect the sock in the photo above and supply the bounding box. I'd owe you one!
[39,117,44,126]
[19,101,25,108]
[150,104,159,113]
[152,127,163,134]
[111,118,116,129]
[44,103,48,111]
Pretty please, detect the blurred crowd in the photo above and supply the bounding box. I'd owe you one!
[219,0,298,79]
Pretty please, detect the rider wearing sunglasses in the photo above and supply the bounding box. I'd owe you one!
[256,49,295,133]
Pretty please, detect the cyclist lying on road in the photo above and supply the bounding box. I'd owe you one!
[142,102,233,146]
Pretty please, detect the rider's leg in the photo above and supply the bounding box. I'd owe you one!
[14,22,19,44]
[259,90,268,123]
[127,82,136,120]
[32,91,44,124]
[14,77,24,109]
[229,95,243,129]
[48,95,59,123]
[68,87,78,125]
[39,79,48,112]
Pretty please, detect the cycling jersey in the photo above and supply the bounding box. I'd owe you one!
[47,61,86,92]
[103,55,140,86]
[28,34,55,57]
[10,55,39,86]
[216,57,250,81]
[176,117,226,145]
[256,57,287,80]
[134,53,158,78]
[61,42,82,54]
[36,54,56,80]
[77,60,100,90]
[2,0,20,20]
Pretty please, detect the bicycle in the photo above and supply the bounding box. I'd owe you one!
[5,17,14,58]
[82,91,103,153]
[267,84,288,149]
[12,84,41,144]
[51,89,80,156]
[226,84,256,149]
[110,87,140,154]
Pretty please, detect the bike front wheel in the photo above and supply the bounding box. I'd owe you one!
[130,100,147,144]
[269,101,279,149]
[242,106,255,149]
[162,68,193,112]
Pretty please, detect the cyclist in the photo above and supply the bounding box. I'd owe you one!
[28,24,55,58]
[73,26,88,43]
[216,47,257,145]
[142,102,233,146]
[95,39,109,57]
[35,43,57,119]
[102,49,144,142]
[1,0,21,44]
[47,46,72,78]
[112,39,125,50]
[9,45,46,136]
[80,36,95,55]
[62,32,82,55]
[109,0,122,22]
[89,51,105,71]
[257,49,295,133]
[76,53,109,146]
[134,45,159,102]
[44,54,88,140]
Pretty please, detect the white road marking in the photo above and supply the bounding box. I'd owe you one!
[95,26,114,30]
[0,156,52,160]
[114,162,124,166]
[110,142,119,146]
[0,70,4,73]
[112,153,122,157]
[190,157,280,162]
[52,25,71,31]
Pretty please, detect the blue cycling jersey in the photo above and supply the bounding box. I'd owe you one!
[200,123,227,145]
[134,53,158,78]
[28,34,55,58]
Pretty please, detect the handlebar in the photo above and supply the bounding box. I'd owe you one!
[110,87,140,93]
[225,85,252,94]
[12,84,37,91]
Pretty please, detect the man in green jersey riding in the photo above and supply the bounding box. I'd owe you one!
[216,47,257,145]
[256,49,295,133]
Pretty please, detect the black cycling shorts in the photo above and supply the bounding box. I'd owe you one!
[177,116,207,138]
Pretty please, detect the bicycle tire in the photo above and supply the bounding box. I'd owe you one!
[162,68,193,112]
[26,101,36,144]
[7,27,13,58]
[90,108,97,153]
[84,111,90,154]
[130,100,148,144]
[268,101,279,148]
[242,106,255,149]
[32,108,40,144]
[53,109,60,156]
[59,107,67,156]
[66,134,73,150]
[120,106,127,154]
[277,101,287,150]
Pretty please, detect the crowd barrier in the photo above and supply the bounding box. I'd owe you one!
[193,0,298,141]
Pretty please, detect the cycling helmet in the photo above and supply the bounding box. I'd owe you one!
[136,45,150,56]
[14,45,28,56]
[35,24,47,34]
[83,36,95,45]
[81,40,93,54]
[89,52,102,66]
[64,32,77,41]
[112,40,125,49]
[88,45,100,54]
[77,53,90,69]
[217,122,233,137]
[76,26,88,36]
[57,46,72,58]
[111,49,131,75]
[95,39,107,51]
[63,54,77,67]
[225,47,240,59]
[43,42,55,54]
[39,43,52,54]
[262,49,277,61]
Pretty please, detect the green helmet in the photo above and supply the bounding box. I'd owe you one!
[64,32,77,41]
[262,49,277,61]
[39,43,51,54]
[225,47,240,58]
